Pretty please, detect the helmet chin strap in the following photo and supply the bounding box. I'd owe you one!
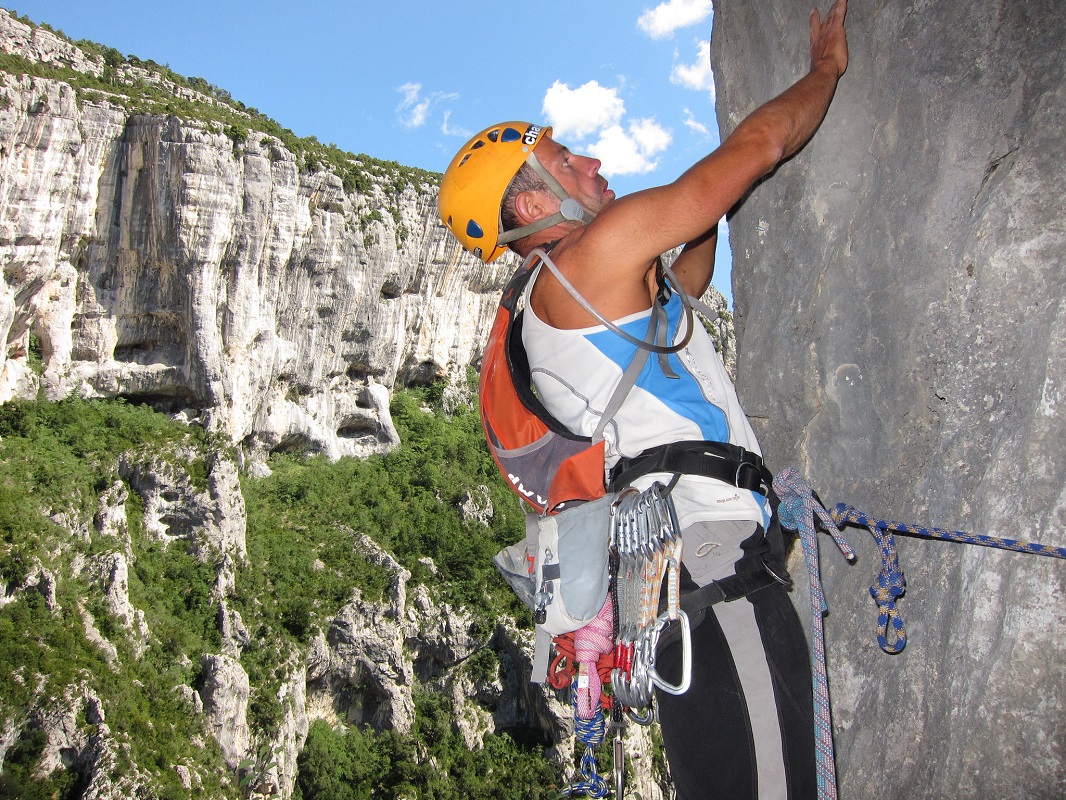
[496,152,596,246]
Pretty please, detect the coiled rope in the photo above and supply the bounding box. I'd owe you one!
[548,604,615,711]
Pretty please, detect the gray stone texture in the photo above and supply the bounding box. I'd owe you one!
[714,0,1065,797]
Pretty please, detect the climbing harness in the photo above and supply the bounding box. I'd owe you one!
[553,467,1066,800]
[546,482,691,796]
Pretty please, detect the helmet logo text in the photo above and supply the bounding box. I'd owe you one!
[523,125,544,146]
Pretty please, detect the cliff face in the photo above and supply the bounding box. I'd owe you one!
[0,12,734,472]
[0,10,509,464]
[715,0,1065,796]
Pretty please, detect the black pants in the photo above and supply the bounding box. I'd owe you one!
[655,561,816,799]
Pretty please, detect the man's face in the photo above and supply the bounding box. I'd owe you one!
[534,135,616,217]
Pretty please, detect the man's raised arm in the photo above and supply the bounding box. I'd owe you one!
[592,0,849,294]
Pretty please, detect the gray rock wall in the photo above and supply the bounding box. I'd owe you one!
[714,1,1065,797]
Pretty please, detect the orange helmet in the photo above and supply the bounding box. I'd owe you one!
[439,122,550,263]
[439,121,593,263]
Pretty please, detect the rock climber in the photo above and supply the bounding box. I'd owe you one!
[437,1,848,798]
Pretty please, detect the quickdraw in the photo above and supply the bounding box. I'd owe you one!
[609,483,690,715]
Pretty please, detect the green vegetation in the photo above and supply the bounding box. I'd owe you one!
[0,386,548,797]
[0,398,231,799]
[25,333,43,375]
[240,381,527,617]
[0,397,210,578]
[295,697,559,800]
[0,727,82,800]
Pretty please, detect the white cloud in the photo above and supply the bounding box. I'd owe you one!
[542,80,625,141]
[396,84,461,131]
[397,82,421,105]
[440,110,471,139]
[588,119,672,176]
[540,82,671,177]
[682,107,710,136]
[637,0,713,40]
[629,117,672,155]
[671,39,715,100]
[395,82,430,129]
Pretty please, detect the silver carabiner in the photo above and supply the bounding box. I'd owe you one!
[636,498,652,556]
[613,726,626,798]
[646,609,692,696]
[612,487,639,553]
[625,707,656,726]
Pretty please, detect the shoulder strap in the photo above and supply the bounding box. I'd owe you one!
[528,247,695,355]
[501,261,588,441]
[508,249,704,448]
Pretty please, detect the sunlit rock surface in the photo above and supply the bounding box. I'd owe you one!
[0,10,510,465]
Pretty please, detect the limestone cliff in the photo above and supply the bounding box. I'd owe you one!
[0,10,511,466]
[0,10,734,474]
[715,0,1065,797]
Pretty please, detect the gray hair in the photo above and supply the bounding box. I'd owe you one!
[500,161,549,233]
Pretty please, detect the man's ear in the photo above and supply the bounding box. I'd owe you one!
[513,190,555,224]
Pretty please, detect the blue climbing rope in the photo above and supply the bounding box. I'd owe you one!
[774,467,1066,800]
[558,693,609,799]
[831,504,1066,561]
[827,503,1066,654]
[840,507,908,653]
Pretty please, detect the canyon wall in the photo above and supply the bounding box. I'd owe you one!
[0,10,513,466]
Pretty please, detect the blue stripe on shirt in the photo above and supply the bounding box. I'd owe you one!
[585,295,729,443]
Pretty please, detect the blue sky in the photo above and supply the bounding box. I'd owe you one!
[11,0,734,301]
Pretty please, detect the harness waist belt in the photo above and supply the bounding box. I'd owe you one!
[609,440,772,495]
[654,565,786,653]
[679,567,783,613]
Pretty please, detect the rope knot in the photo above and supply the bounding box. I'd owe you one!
[870,570,906,602]
[559,699,610,798]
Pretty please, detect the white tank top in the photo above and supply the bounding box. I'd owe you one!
[521,265,768,526]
